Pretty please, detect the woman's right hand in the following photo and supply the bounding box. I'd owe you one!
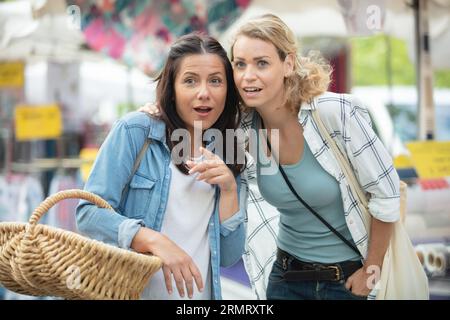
[131,227,204,298]
[138,102,160,116]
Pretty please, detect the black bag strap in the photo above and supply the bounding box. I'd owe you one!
[260,120,361,256]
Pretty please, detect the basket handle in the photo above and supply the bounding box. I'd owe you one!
[28,189,113,226]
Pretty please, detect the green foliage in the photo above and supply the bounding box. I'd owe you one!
[116,102,139,117]
[351,35,450,88]
[435,70,450,87]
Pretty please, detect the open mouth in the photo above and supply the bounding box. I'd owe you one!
[243,87,262,93]
[193,107,213,115]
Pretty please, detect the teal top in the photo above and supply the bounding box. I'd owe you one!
[256,127,360,263]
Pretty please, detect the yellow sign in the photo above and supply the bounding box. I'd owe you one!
[15,104,62,141]
[407,141,450,178]
[393,154,414,169]
[0,61,24,87]
[79,148,99,182]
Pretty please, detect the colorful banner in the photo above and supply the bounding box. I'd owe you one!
[69,0,251,75]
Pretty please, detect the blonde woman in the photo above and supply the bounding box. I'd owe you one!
[141,14,400,300]
[231,14,400,300]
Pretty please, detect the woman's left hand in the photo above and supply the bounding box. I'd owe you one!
[345,267,373,297]
[186,147,237,193]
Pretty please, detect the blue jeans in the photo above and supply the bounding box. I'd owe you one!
[266,259,368,300]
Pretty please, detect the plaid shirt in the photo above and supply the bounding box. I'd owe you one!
[241,91,400,299]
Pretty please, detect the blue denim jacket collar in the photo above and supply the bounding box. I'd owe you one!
[147,115,166,142]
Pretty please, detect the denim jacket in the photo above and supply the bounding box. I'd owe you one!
[76,112,248,300]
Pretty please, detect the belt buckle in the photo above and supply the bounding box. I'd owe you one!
[327,265,341,281]
[282,257,288,270]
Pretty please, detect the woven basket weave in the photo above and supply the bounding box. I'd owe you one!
[0,189,162,300]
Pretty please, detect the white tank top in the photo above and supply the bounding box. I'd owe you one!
[141,160,215,300]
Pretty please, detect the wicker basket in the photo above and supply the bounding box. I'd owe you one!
[0,189,162,300]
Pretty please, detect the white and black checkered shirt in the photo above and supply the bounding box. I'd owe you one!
[240,91,400,299]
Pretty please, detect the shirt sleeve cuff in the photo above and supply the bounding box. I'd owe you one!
[118,218,146,250]
[220,210,244,237]
[368,197,400,222]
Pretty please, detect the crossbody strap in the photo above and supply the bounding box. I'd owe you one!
[260,120,361,256]
[119,113,154,209]
[120,138,152,204]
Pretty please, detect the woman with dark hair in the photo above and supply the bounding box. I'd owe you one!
[76,33,247,300]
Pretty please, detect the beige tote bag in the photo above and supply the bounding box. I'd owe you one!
[312,109,429,300]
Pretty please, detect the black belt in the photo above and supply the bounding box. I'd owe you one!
[276,249,363,282]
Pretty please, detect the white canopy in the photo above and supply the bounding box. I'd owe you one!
[0,0,93,63]
[219,0,450,69]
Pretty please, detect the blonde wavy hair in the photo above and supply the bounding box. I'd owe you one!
[230,14,332,114]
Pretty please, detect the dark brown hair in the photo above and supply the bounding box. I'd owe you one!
[155,33,243,175]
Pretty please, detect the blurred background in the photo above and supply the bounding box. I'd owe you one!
[0,0,449,300]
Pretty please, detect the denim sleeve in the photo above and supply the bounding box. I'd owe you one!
[219,173,248,237]
[76,119,146,249]
[76,205,145,249]
[220,223,246,267]
[219,171,248,267]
